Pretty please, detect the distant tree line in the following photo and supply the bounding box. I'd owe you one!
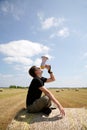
[9,85,28,89]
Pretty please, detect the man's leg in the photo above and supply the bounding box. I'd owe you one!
[27,96,51,113]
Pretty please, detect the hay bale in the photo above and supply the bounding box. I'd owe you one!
[75,89,79,91]
[56,90,60,92]
[0,89,3,92]
[7,108,87,130]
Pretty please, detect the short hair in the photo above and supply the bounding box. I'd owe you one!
[28,66,37,77]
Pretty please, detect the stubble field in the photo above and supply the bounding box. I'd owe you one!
[0,88,87,130]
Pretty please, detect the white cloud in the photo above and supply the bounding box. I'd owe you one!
[0,1,23,20]
[49,27,70,38]
[38,14,69,38]
[34,58,42,66]
[0,73,29,87]
[80,52,87,61]
[42,17,58,29]
[83,52,87,57]
[0,73,13,78]
[1,1,10,13]
[37,12,44,21]
[0,40,50,67]
[38,15,65,30]
[0,40,49,57]
[82,52,87,60]
[37,13,69,38]
[57,27,70,38]
[85,65,87,68]
[3,57,33,65]
[14,65,30,73]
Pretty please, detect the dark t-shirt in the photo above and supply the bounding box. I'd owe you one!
[26,76,47,107]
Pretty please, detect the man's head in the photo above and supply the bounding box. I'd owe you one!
[29,66,43,78]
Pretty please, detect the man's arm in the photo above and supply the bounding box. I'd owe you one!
[46,72,55,82]
[45,65,55,82]
[39,86,65,116]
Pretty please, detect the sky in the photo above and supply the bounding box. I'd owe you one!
[0,0,87,88]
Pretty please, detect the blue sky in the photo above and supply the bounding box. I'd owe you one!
[0,0,87,88]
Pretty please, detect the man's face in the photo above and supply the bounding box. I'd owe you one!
[34,67,43,76]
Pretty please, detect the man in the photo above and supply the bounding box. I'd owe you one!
[26,65,65,116]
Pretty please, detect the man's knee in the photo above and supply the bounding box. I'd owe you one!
[41,96,51,106]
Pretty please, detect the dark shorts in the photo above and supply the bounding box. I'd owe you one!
[27,96,51,113]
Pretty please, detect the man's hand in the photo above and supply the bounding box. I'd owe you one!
[45,65,52,74]
[39,87,65,116]
[58,105,65,116]
[45,65,51,70]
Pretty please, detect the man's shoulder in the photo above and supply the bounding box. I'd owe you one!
[32,77,41,82]
[32,77,47,83]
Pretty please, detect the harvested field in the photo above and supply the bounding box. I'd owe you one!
[0,89,27,130]
[0,88,87,130]
[50,88,87,108]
